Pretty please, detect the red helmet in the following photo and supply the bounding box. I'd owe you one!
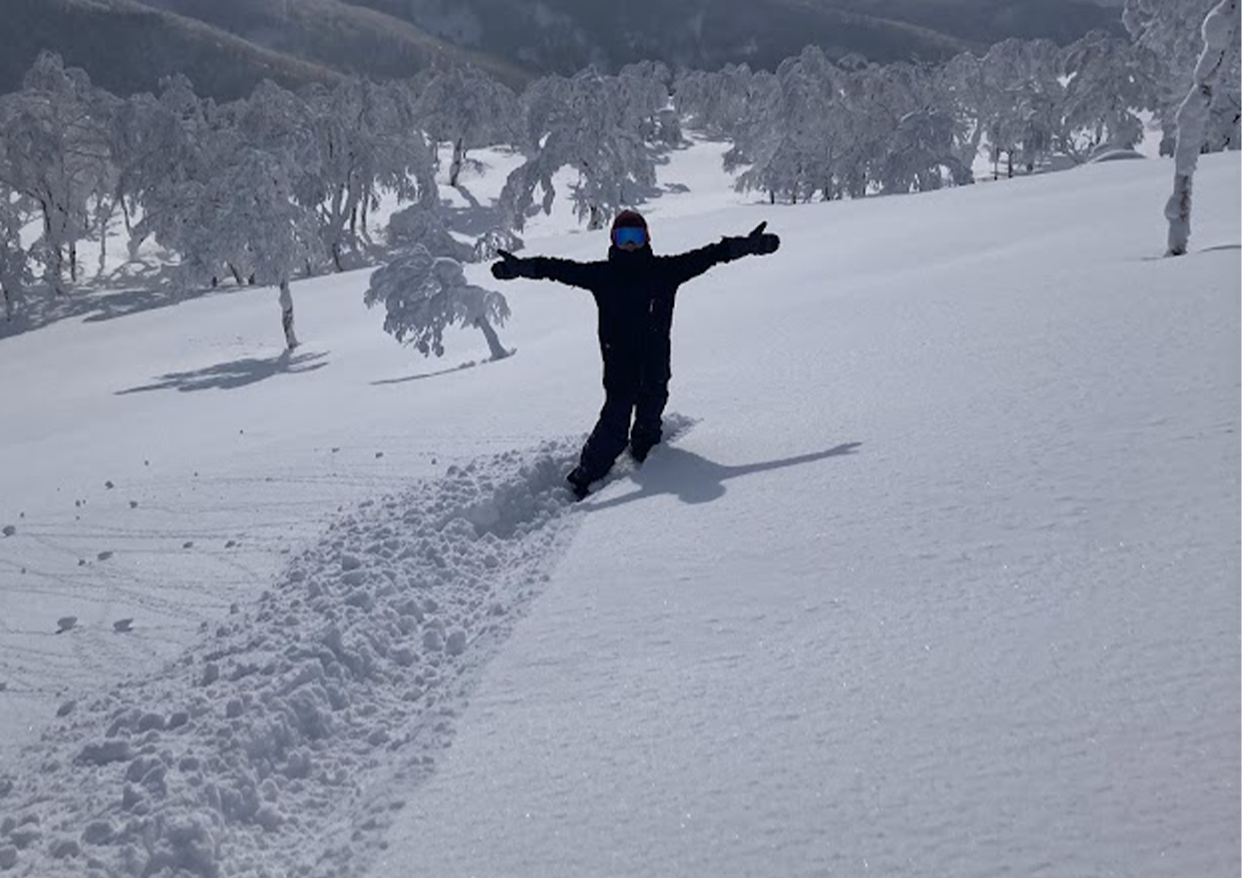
[611,209,648,232]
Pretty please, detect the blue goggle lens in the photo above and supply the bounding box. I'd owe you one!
[613,227,647,246]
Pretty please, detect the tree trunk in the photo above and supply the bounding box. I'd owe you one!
[279,278,300,350]
[127,227,148,262]
[475,317,508,361]
[50,250,65,296]
[39,204,57,293]
[97,198,112,278]
[450,138,465,188]
[2,283,13,322]
[46,220,66,296]
[326,181,360,272]
[120,192,133,236]
[963,125,985,178]
[1166,0,1239,256]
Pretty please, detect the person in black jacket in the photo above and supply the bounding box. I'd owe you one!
[491,209,780,499]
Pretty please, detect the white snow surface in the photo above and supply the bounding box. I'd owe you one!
[0,145,1238,878]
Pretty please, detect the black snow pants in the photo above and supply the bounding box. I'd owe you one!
[577,372,669,481]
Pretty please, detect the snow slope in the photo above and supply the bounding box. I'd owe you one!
[0,146,1238,878]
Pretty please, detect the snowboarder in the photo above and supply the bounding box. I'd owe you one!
[490,209,781,499]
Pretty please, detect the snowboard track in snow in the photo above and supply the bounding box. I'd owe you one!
[0,416,696,878]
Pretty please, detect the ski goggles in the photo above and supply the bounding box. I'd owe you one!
[612,227,648,247]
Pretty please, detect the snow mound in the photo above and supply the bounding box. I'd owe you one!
[0,416,694,878]
[1088,148,1146,163]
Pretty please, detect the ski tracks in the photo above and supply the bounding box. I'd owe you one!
[0,415,693,878]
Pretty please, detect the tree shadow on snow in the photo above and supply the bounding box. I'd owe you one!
[116,350,329,395]
[1139,242,1242,262]
[587,442,862,511]
[371,363,474,386]
[1,273,255,341]
[371,351,515,386]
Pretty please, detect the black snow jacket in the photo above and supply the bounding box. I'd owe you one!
[494,230,776,390]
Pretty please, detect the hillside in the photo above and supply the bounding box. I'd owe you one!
[0,141,1237,877]
[338,0,973,73]
[2,0,1125,100]
[132,0,530,86]
[832,0,1126,46]
[1,0,344,101]
[0,0,528,99]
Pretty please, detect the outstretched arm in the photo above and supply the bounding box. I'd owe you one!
[665,222,781,285]
[491,250,602,290]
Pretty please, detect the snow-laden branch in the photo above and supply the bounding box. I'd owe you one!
[365,245,511,361]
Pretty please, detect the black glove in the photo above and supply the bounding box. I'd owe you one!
[746,221,781,255]
[491,249,522,280]
[722,222,780,260]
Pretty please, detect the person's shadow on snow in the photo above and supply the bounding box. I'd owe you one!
[587,442,862,510]
[117,350,328,394]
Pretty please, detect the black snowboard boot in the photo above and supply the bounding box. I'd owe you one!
[566,466,592,501]
[629,420,661,464]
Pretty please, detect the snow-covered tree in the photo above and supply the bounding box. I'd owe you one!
[673,64,768,141]
[0,190,32,322]
[0,52,111,295]
[728,49,844,204]
[1166,0,1241,256]
[1125,0,1239,153]
[940,33,1157,174]
[163,146,323,348]
[235,78,437,273]
[851,61,959,193]
[386,204,474,261]
[364,245,510,361]
[392,199,519,265]
[341,79,439,251]
[90,90,181,275]
[471,227,523,263]
[105,92,168,238]
[231,82,330,270]
[308,78,437,268]
[413,66,518,187]
[126,75,233,268]
[881,108,972,193]
[937,52,995,176]
[502,69,661,230]
[720,48,972,203]
[976,40,1066,176]
[617,61,681,148]
[1059,31,1159,160]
